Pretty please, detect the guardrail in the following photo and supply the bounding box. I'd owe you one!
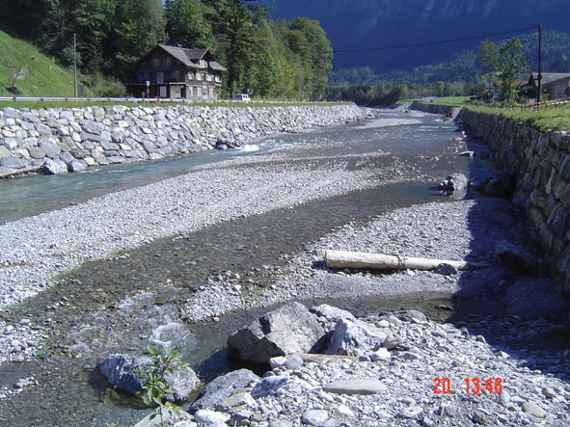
[0,96,337,106]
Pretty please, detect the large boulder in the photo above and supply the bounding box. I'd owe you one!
[439,173,469,198]
[326,318,388,356]
[42,158,68,175]
[228,303,325,364]
[190,369,259,412]
[97,354,200,402]
[97,354,150,396]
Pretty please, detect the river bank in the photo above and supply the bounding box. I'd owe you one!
[0,104,364,178]
[0,109,568,426]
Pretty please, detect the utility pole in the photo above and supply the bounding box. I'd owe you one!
[73,33,78,98]
[537,24,544,108]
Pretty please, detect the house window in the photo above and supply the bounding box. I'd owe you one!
[159,86,167,98]
[188,72,194,81]
[152,58,160,67]
[157,72,164,84]
[196,73,203,81]
[165,57,172,66]
[172,70,179,82]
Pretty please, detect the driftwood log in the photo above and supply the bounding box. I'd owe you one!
[323,250,487,272]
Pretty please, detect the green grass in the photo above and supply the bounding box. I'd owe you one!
[465,104,570,133]
[0,31,84,97]
[0,99,351,110]
[430,96,472,107]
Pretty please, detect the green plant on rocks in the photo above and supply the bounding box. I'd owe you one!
[138,346,187,426]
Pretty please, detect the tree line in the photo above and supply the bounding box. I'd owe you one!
[329,31,570,105]
[0,0,333,99]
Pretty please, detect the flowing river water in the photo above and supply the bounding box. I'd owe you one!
[0,110,476,426]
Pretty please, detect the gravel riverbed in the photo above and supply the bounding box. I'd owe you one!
[1,109,568,426]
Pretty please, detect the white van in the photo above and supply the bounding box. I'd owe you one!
[234,94,251,102]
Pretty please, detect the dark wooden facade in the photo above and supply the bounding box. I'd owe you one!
[129,44,226,100]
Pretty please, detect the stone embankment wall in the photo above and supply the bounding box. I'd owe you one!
[460,109,570,294]
[410,101,461,118]
[0,104,364,177]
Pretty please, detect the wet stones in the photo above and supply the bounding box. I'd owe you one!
[97,353,201,402]
[439,173,469,197]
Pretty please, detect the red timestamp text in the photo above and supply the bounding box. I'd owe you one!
[433,377,503,396]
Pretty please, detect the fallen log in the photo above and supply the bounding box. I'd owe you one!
[323,250,488,272]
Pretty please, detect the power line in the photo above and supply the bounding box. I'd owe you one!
[334,26,537,54]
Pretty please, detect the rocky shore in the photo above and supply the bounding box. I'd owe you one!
[0,103,364,177]
[99,303,570,427]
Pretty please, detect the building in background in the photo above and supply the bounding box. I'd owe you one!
[129,44,226,100]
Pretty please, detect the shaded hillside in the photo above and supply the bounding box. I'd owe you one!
[0,31,76,97]
[274,0,568,72]
[330,31,570,86]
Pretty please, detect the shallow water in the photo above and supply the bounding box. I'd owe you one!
[0,110,468,426]
[0,110,456,224]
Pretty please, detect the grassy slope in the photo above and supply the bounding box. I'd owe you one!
[465,104,570,133]
[0,31,76,97]
[430,96,472,107]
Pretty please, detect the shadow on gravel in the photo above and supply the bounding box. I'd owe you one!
[447,126,570,385]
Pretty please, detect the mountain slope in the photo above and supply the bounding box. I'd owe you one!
[0,31,76,97]
[274,0,568,71]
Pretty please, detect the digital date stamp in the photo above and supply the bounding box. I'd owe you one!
[433,377,503,396]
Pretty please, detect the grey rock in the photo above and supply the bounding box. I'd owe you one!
[251,375,288,398]
[4,138,20,150]
[439,173,469,198]
[0,157,27,170]
[482,173,515,198]
[522,401,546,418]
[0,146,11,159]
[495,241,537,274]
[311,305,356,329]
[28,147,45,159]
[134,408,196,427]
[324,379,387,395]
[38,139,61,158]
[83,120,103,135]
[59,151,76,165]
[434,263,458,276]
[190,369,259,412]
[98,353,199,402]
[228,303,325,364]
[42,159,68,175]
[325,318,387,356]
[302,409,329,426]
[97,354,150,395]
[194,409,230,427]
[164,365,201,402]
[69,160,87,173]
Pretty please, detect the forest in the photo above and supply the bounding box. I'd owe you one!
[0,0,333,100]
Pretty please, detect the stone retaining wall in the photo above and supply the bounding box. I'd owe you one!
[0,104,364,177]
[410,101,461,118]
[459,108,570,294]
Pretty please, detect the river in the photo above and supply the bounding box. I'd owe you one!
[0,109,472,426]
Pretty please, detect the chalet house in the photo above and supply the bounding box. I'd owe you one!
[528,73,570,100]
[129,44,227,100]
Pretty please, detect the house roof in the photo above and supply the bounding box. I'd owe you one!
[531,73,570,85]
[158,44,210,68]
[209,61,227,72]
